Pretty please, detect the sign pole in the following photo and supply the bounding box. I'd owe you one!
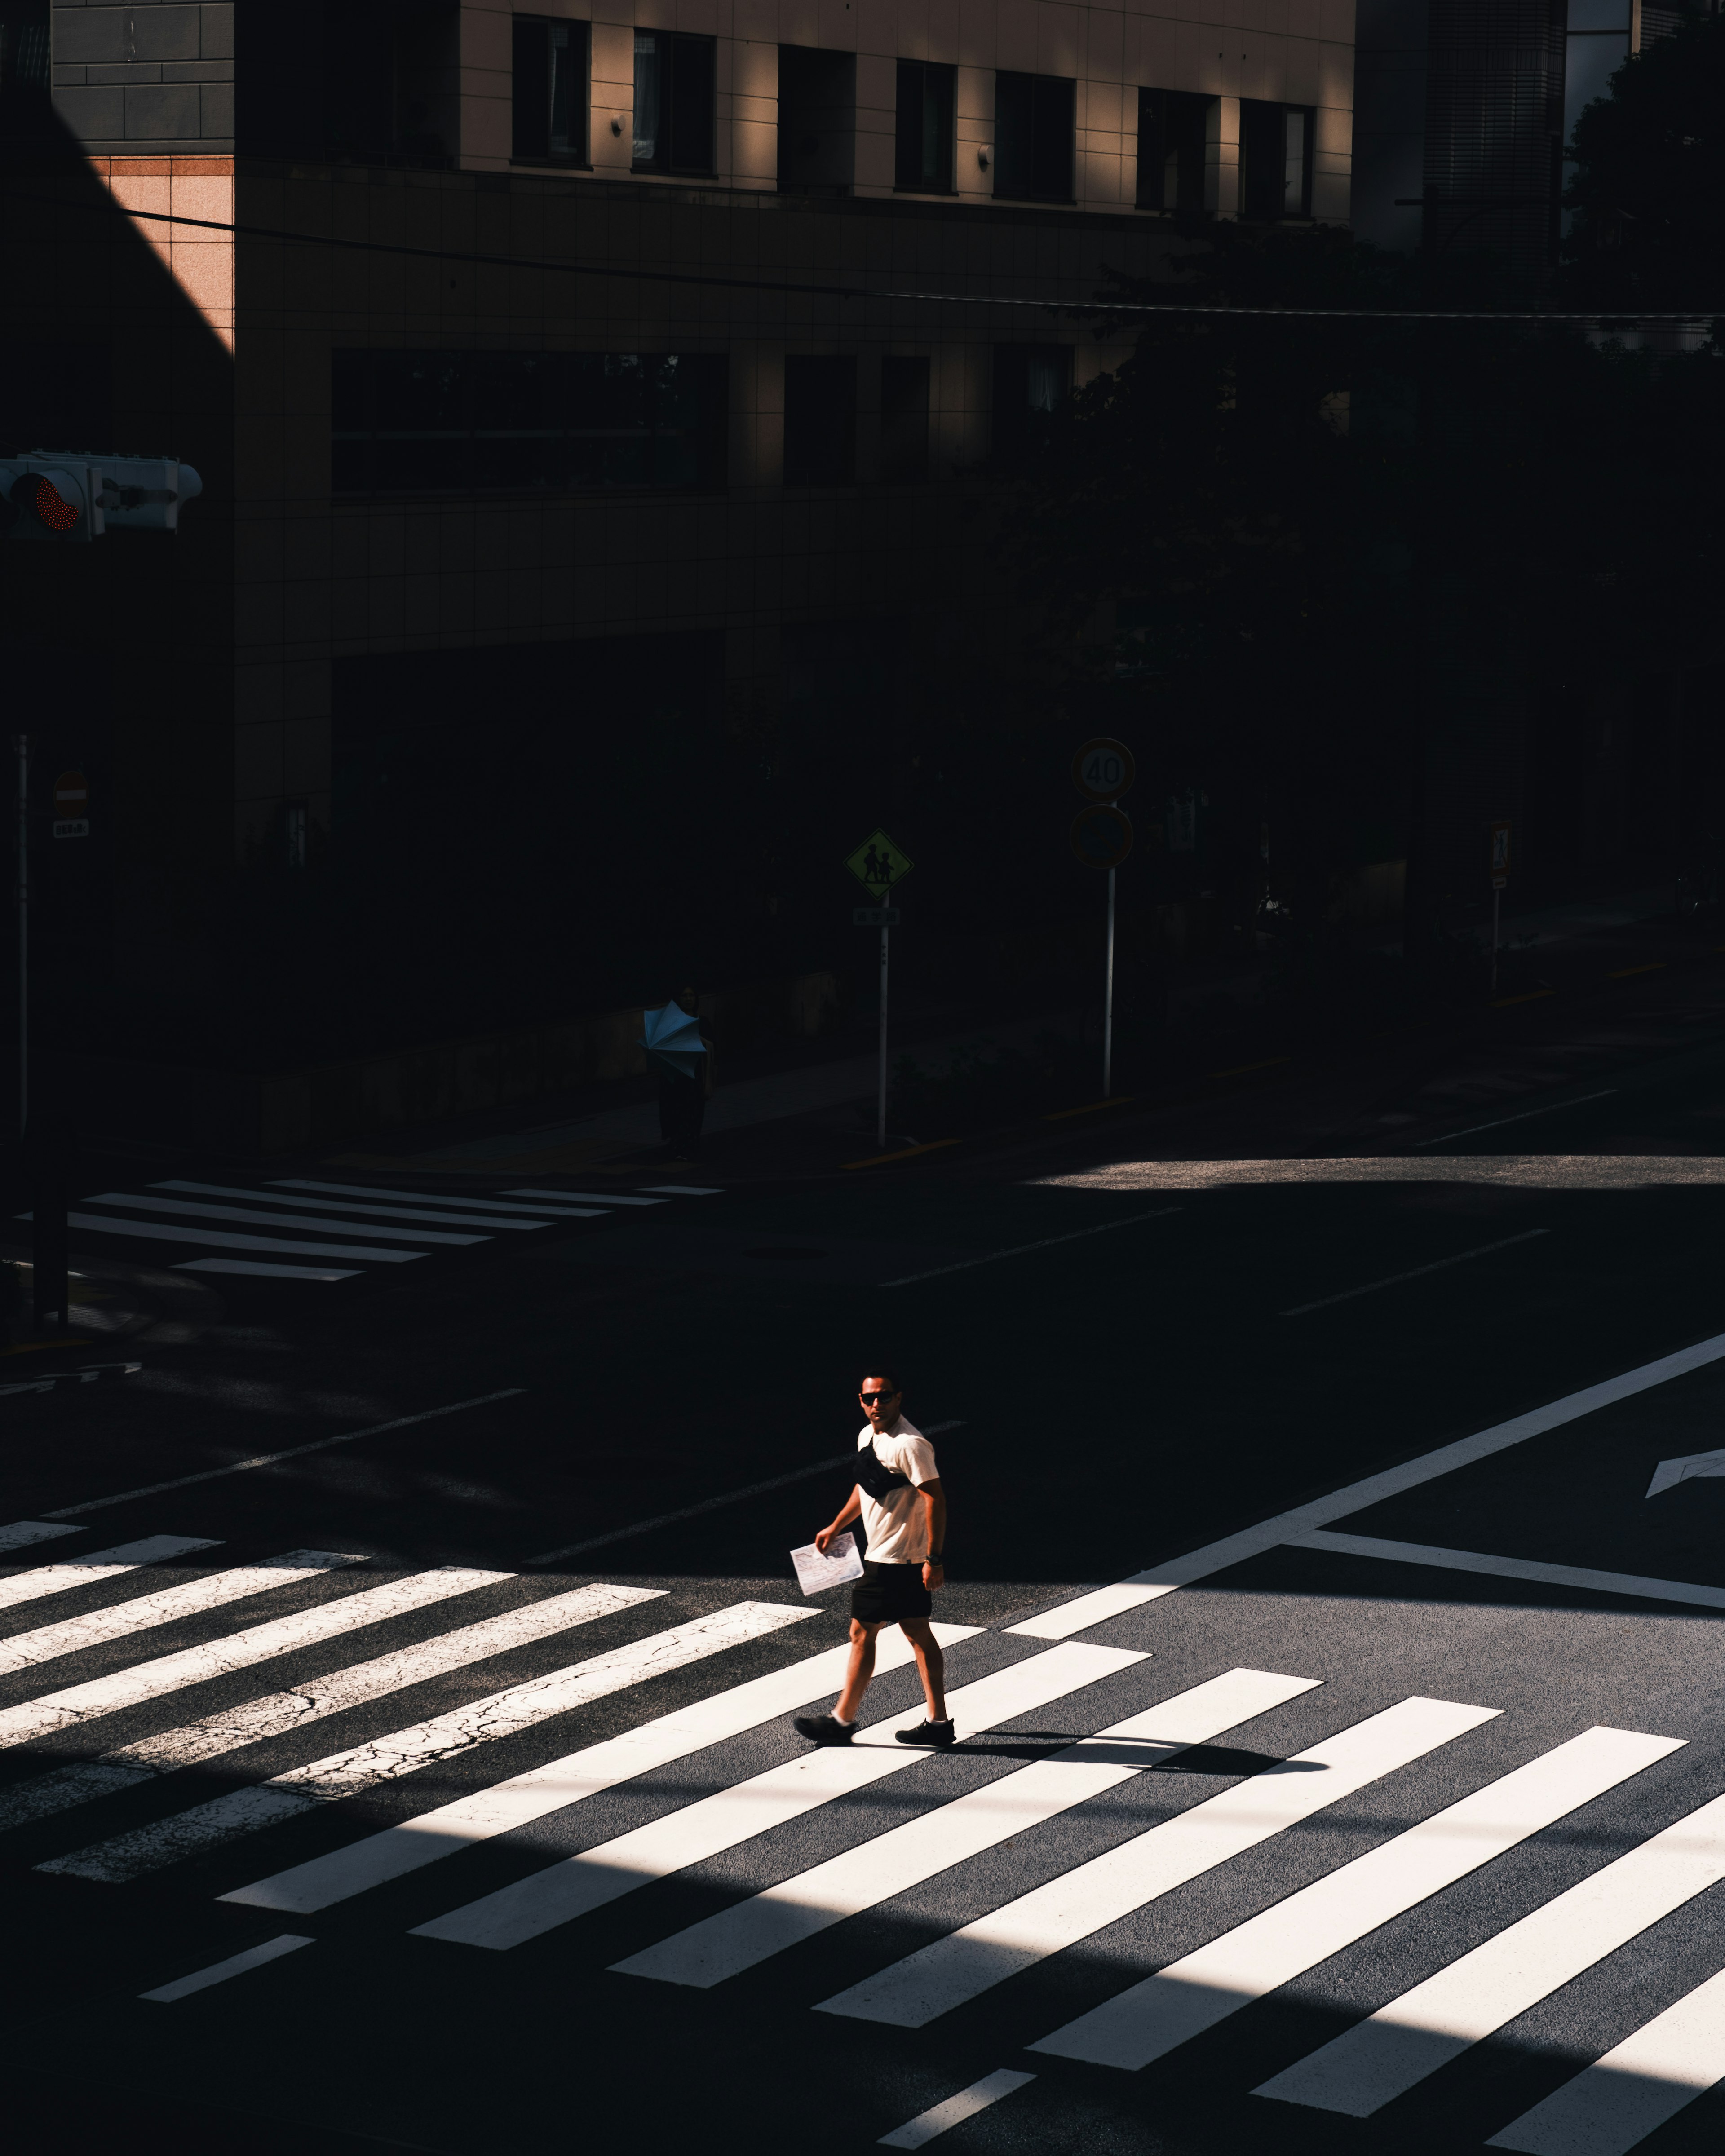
[1491,884,1500,998]
[877,922,889,1149]
[1102,861,1116,1097]
[14,733,25,1141]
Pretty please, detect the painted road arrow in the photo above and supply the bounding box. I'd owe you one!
[1646,1448,1725,1498]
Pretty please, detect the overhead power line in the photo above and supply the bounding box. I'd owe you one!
[9,189,1722,327]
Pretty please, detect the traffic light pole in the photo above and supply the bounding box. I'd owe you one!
[1102,862,1116,1098]
[877,923,889,1150]
[14,732,25,1140]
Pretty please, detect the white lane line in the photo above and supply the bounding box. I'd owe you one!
[1486,1962,1725,2155]
[1031,1725,1683,2074]
[41,1601,818,1885]
[882,1209,1182,1287]
[527,1422,968,1567]
[1295,1530,1725,1613]
[0,1534,218,1616]
[140,1933,313,2003]
[0,1522,79,1553]
[815,1696,1501,2030]
[1415,1090,1618,1147]
[877,2071,1037,2148]
[1279,1231,1550,1317]
[0,1550,361,1686]
[411,1640,1149,1951]
[1075,1329,1725,1623]
[39,1389,526,1519]
[80,1193,488,1247]
[156,1182,553,1230]
[641,1186,723,1196]
[41,1214,428,1263]
[224,1621,973,1914]
[1008,1583,1169,1641]
[615,1667,1320,1990]
[0,1576,651,1831]
[271,1180,564,1217]
[1255,1783,1725,2117]
[176,1259,362,1282]
[501,1188,661,1206]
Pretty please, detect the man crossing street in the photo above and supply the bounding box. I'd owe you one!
[794,1368,951,1748]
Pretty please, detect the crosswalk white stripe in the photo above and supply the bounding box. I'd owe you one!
[1033,1725,1685,2074]
[140,1933,314,2002]
[0,1523,79,1554]
[814,1696,1502,2030]
[222,1622,973,1914]
[176,1259,361,1281]
[273,1180,569,1217]
[85,1193,488,1246]
[412,1641,1150,1952]
[1252,1780,1725,2116]
[156,1182,554,1230]
[501,1188,659,1206]
[615,1667,1322,1990]
[42,1600,817,1884]
[1006,1584,1166,1640]
[50,1214,429,1262]
[641,1186,722,1196]
[0,1577,656,1833]
[1485,1962,1725,2155]
[877,2070,1037,2148]
[0,1549,362,1687]
[0,1534,218,1616]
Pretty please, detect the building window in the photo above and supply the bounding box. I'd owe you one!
[331,351,728,495]
[880,356,931,482]
[993,72,1075,203]
[895,61,955,193]
[1137,88,1212,212]
[0,0,48,110]
[1240,100,1314,221]
[634,31,716,174]
[992,344,1070,452]
[783,356,857,486]
[513,17,589,164]
[778,47,855,193]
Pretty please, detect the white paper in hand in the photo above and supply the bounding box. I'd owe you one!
[791,1531,864,1597]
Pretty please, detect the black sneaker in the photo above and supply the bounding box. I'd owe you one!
[793,1714,854,1746]
[895,1718,956,1747]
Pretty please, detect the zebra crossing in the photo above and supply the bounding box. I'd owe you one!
[28,1173,723,1284]
[1,1522,1723,2153]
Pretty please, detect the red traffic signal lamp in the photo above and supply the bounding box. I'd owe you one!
[0,454,203,541]
[0,464,95,542]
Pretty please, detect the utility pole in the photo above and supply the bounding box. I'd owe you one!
[14,732,25,1140]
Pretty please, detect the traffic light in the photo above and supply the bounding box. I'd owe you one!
[0,454,203,541]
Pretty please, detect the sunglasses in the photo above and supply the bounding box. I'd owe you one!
[860,1390,899,1405]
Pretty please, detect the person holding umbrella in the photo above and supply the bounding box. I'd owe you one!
[642,985,714,1162]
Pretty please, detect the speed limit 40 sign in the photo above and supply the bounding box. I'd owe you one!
[1072,738,1135,804]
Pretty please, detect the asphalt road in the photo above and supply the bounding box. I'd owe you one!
[6,1034,1725,2153]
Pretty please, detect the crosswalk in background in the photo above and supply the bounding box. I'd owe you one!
[20,1176,723,1284]
[0,1522,1721,2152]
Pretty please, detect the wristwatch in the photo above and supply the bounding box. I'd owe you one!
[926,1551,944,1564]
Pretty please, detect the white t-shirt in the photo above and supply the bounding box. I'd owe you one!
[856,1418,939,1564]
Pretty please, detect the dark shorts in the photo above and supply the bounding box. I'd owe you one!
[851,1559,933,1626]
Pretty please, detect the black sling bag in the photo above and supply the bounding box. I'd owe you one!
[854,1436,911,1502]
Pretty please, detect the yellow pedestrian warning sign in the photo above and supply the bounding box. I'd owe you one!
[845,829,914,895]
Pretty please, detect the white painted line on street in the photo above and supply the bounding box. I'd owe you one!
[641,1186,722,1196]
[1255,1782,1725,2116]
[44,1601,817,1885]
[615,1668,1319,1990]
[1007,1582,1169,1640]
[39,1390,526,1519]
[175,1259,362,1282]
[272,1180,561,1217]
[1032,1725,1682,2074]
[0,1550,360,1687]
[817,1696,1501,2029]
[141,1933,314,2003]
[224,1621,971,1914]
[1486,1962,1725,2155]
[877,2071,1037,2148]
[0,1533,218,1616]
[503,1188,663,1206]
[83,1192,488,1246]
[527,1422,967,1566]
[1646,1443,1725,1498]
[1279,1231,1549,1316]
[882,1209,1182,1287]
[41,1213,428,1263]
[156,1182,553,1230]
[1294,1529,1725,1613]
[0,1521,79,1553]
[1415,1090,1618,1147]
[413,1641,1149,1951]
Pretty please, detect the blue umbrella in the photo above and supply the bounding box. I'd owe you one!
[640,1003,707,1079]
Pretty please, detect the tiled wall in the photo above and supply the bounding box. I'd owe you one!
[459,0,1354,222]
[50,1,235,153]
